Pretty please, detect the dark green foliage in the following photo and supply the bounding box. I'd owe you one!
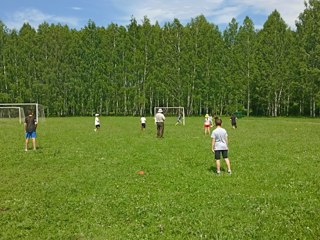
[0,1,319,117]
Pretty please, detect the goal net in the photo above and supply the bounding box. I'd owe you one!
[0,103,45,123]
[0,107,25,124]
[154,107,185,125]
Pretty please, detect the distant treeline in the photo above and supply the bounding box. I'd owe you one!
[0,1,319,117]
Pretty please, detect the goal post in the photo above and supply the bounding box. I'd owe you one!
[0,103,45,123]
[0,107,25,124]
[154,106,185,125]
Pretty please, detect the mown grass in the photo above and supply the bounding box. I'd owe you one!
[0,116,319,239]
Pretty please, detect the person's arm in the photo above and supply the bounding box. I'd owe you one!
[24,122,27,132]
[211,137,215,153]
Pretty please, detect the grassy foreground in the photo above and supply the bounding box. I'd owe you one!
[0,116,319,239]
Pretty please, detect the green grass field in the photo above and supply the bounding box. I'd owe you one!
[0,116,319,239]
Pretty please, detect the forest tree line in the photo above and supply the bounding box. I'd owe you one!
[0,0,319,117]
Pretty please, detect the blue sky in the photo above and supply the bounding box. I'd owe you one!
[0,0,306,31]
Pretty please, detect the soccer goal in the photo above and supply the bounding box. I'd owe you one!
[154,106,185,125]
[0,103,45,123]
[0,107,25,124]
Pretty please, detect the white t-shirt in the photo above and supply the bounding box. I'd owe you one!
[95,117,100,126]
[204,118,211,126]
[155,113,165,123]
[140,117,146,124]
[211,127,228,150]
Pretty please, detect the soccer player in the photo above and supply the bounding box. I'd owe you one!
[155,109,165,138]
[140,115,146,130]
[175,114,182,126]
[230,114,237,129]
[24,110,37,151]
[211,118,232,175]
[94,113,100,131]
[204,114,211,135]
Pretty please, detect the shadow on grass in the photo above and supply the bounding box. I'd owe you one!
[208,165,226,173]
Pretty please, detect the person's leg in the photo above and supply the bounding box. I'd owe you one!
[32,138,36,150]
[25,138,29,151]
[215,150,221,174]
[156,123,160,137]
[160,123,164,137]
[216,160,221,174]
[224,158,231,173]
[222,150,231,173]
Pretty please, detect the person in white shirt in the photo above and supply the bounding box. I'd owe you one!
[94,113,100,132]
[140,116,147,131]
[211,118,232,175]
[155,109,165,138]
[204,114,211,135]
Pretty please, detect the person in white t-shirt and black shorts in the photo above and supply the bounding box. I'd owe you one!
[211,118,232,175]
[140,116,146,131]
[94,113,100,132]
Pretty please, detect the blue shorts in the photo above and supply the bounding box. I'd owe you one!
[25,132,36,139]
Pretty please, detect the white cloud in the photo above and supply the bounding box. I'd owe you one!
[232,0,305,27]
[112,0,305,28]
[71,7,83,11]
[5,8,80,30]
[211,6,245,24]
[2,1,306,30]
[113,0,224,24]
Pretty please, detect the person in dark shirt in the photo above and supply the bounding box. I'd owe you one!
[230,114,237,129]
[24,110,37,151]
[175,114,182,126]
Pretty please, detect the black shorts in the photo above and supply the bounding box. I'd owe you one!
[95,125,100,128]
[141,123,146,128]
[214,150,228,160]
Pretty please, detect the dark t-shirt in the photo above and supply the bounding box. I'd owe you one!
[25,116,37,132]
[231,115,237,125]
